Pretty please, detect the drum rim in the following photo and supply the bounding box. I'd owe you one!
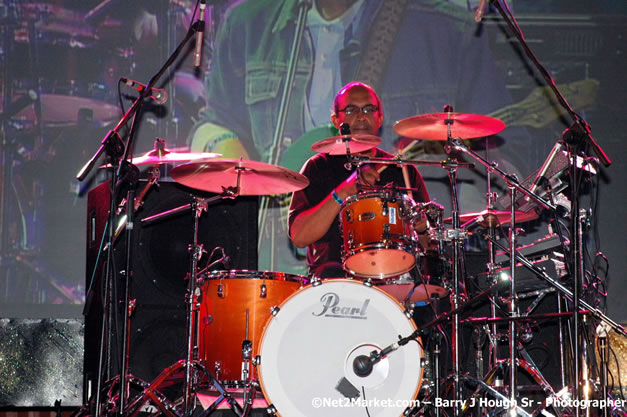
[343,243,416,279]
[257,278,424,416]
[343,189,415,205]
[204,269,307,283]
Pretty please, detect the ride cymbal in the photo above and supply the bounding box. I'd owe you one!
[171,159,310,195]
[393,112,506,140]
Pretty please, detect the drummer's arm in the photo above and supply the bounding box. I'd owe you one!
[290,171,356,247]
[290,167,379,247]
[290,192,345,248]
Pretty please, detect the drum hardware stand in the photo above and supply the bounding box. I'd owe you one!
[139,172,249,416]
[448,136,558,414]
[596,322,611,417]
[76,14,207,415]
[439,104,471,416]
[354,279,506,416]
[487,0,611,414]
[257,0,313,270]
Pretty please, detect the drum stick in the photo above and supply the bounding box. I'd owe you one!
[374,140,418,174]
[368,140,418,199]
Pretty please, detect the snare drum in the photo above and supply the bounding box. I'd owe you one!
[340,190,417,278]
[258,279,423,417]
[198,270,304,384]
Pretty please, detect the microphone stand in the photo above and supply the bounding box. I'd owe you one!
[257,0,312,269]
[76,16,206,417]
[480,1,613,410]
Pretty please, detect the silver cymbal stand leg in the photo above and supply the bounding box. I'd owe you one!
[507,185,518,411]
[183,198,207,416]
[445,162,464,416]
[443,106,466,417]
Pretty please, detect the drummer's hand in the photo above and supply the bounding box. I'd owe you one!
[358,164,380,186]
[335,165,380,200]
[414,215,433,250]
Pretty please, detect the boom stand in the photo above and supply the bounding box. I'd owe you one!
[76,15,206,416]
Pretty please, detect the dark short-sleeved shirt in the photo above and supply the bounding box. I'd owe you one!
[289,148,430,274]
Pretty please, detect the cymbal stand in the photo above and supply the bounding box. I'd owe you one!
[72,9,209,415]
[447,137,556,413]
[141,178,245,417]
[439,108,467,416]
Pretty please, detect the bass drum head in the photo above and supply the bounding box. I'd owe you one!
[258,279,423,417]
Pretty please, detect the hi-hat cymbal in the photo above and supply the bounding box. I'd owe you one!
[394,112,506,140]
[171,159,310,196]
[311,134,381,155]
[444,209,538,228]
[129,148,221,166]
[100,147,221,168]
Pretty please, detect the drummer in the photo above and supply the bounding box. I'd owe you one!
[289,81,431,279]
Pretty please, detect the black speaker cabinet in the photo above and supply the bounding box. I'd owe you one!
[83,180,257,399]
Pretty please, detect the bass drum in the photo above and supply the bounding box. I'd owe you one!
[258,279,423,417]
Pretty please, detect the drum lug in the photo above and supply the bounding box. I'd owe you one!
[217,283,224,298]
[383,223,390,239]
[253,355,260,366]
[214,361,222,378]
[312,277,322,286]
[270,306,280,316]
[242,339,252,360]
[266,404,278,415]
[404,308,414,319]
[347,231,354,248]
[362,279,373,287]
[260,283,267,298]
[346,208,353,223]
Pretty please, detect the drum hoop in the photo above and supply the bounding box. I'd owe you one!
[343,189,412,206]
[205,269,306,283]
[257,278,424,414]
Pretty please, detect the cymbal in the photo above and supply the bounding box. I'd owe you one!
[444,209,538,228]
[170,159,310,196]
[100,148,221,168]
[130,148,221,166]
[393,112,506,140]
[311,134,381,155]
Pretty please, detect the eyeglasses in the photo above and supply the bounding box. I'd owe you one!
[338,104,379,116]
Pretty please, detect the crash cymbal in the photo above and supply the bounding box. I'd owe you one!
[444,209,538,228]
[170,159,310,196]
[311,134,381,155]
[393,112,506,140]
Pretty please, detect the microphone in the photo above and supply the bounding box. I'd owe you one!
[120,77,168,104]
[353,355,374,377]
[474,0,489,23]
[222,256,231,270]
[194,0,207,68]
[340,123,352,170]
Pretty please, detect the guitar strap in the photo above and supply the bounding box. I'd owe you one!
[354,0,410,91]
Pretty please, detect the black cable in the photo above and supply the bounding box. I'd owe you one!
[361,386,372,417]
